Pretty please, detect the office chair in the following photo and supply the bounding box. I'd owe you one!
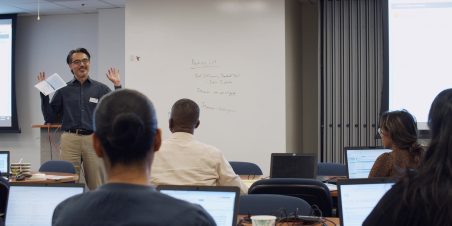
[248,178,333,217]
[229,161,263,176]
[39,160,76,174]
[317,162,347,176]
[239,194,312,216]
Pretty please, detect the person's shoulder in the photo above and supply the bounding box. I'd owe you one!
[53,192,87,218]
[90,79,112,94]
[53,82,72,94]
[55,192,89,208]
[192,138,222,154]
[203,142,222,154]
[178,133,223,155]
[89,78,109,88]
[377,152,392,161]
[153,193,216,225]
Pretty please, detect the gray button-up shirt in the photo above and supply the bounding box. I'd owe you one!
[40,77,114,131]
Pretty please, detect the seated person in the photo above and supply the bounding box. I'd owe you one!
[0,171,6,226]
[364,88,452,226]
[52,89,215,226]
[369,110,423,178]
[150,98,248,194]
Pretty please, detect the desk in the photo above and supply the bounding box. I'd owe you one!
[237,215,340,226]
[240,175,263,188]
[9,172,78,183]
[330,190,337,198]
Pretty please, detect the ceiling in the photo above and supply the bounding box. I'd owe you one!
[0,0,125,16]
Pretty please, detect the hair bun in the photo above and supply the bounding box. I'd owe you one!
[107,113,145,149]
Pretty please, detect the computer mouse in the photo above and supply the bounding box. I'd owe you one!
[15,174,26,181]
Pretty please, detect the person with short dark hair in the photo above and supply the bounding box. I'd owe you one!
[151,98,248,194]
[38,47,121,190]
[364,89,452,226]
[369,109,423,178]
[52,89,216,226]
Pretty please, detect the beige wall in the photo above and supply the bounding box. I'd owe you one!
[286,0,320,155]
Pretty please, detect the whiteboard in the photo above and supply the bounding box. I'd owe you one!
[125,0,285,175]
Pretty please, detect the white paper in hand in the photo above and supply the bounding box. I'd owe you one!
[35,73,67,96]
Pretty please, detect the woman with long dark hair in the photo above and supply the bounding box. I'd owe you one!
[369,109,423,178]
[364,89,452,225]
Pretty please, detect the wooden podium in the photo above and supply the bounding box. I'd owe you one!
[32,124,62,164]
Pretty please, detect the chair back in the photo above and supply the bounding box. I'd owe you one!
[248,178,333,217]
[317,162,347,176]
[229,161,263,176]
[239,194,312,216]
[39,160,76,174]
[0,181,9,219]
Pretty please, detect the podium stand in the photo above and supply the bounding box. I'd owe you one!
[32,124,62,164]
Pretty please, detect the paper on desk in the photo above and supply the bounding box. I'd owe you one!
[35,73,67,96]
[324,183,338,191]
[46,175,74,180]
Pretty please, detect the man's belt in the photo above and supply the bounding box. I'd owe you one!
[65,129,93,135]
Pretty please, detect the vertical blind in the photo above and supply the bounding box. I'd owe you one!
[320,0,384,163]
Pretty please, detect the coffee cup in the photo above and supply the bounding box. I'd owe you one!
[250,215,276,226]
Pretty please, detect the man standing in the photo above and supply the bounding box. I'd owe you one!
[151,98,248,194]
[38,47,121,190]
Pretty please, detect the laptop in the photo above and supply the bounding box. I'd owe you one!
[0,151,10,178]
[337,178,395,226]
[345,147,391,178]
[5,183,85,226]
[270,153,317,178]
[157,185,240,226]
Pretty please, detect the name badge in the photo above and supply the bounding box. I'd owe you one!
[89,97,99,103]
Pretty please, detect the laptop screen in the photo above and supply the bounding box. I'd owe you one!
[270,153,317,178]
[5,183,84,226]
[0,151,10,177]
[345,147,391,178]
[157,185,239,226]
[338,179,395,226]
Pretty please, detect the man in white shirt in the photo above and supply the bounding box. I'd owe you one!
[151,98,248,194]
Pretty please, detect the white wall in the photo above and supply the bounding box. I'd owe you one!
[125,0,286,175]
[98,8,125,86]
[0,9,125,170]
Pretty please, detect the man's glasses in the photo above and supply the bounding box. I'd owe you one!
[71,58,90,65]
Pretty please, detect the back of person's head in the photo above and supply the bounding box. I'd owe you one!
[397,89,452,225]
[379,109,422,155]
[170,98,200,130]
[94,89,158,166]
[424,88,452,173]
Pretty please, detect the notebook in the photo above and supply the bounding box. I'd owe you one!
[337,178,395,226]
[5,183,85,226]
[345,147,391,178]
[0,151,10,178]
[157,185,240,226]
[270,153,317,178]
